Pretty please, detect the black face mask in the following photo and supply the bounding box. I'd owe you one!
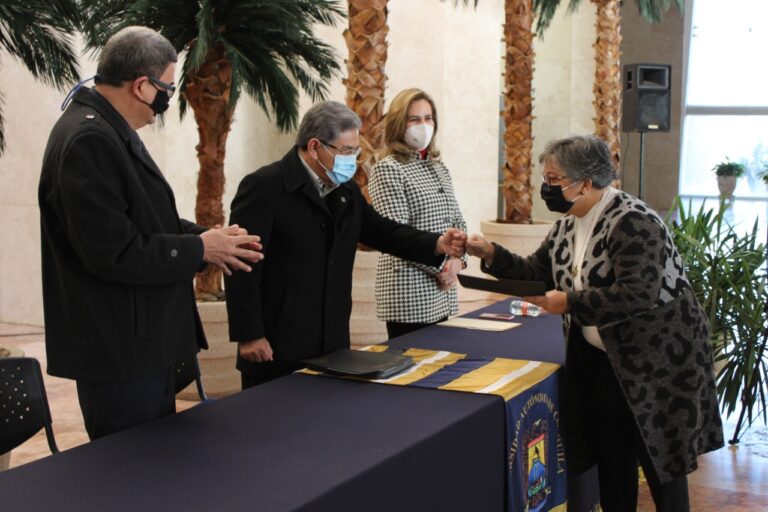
[145,89,170,115]
[540,181,581,213]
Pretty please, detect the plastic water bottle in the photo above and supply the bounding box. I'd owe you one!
[509,299,543,317]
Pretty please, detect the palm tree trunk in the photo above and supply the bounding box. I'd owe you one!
[502,0,535,223]
[184,42,234,300]
[344,0,388,193]
[592,0,622,179]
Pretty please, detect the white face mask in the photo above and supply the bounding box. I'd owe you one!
[404,123,434,151]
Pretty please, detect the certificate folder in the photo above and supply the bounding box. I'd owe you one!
[458,274,546,297]
[303,349,414,379]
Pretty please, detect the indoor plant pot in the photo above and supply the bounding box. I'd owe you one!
[713,158,745,199]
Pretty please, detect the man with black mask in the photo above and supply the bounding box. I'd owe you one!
[39,26,264,440]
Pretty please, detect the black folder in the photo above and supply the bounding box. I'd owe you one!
[458,274,547,296]
[303,349,414,379]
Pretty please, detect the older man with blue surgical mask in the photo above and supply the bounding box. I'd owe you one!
[225,100,467,388]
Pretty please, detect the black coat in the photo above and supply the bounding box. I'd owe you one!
[225,148,443,373]
[39,88,207,383]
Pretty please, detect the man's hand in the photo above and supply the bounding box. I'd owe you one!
[436,258,463,290]
[524,290,567,315]
[436,228,467,258]
[466,233,495,266]
[200,224,264,275]
[238,337,273,363]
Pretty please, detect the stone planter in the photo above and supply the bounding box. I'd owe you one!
[0,344,25,471]
[480,219,554,258]
[717,175,737,199]
[177,301,238,400]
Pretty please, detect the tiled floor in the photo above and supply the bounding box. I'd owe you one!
[2,318,768,510]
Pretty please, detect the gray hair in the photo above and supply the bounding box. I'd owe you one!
[296,101,361,149]
[538,135,617,188]
[96,26,177,86]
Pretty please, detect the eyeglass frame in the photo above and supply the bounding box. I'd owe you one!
[541,172,573,187]
[319,140,362,158]
[142,75,176,99]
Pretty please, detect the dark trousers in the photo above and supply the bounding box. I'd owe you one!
[589,343,690,511]
[386,318,446,340]
[241,360,304,390]
[76,366,175,441]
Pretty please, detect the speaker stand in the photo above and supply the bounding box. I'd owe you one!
[638,131,646,200]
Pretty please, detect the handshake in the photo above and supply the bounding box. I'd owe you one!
[435,228,495,263]
[200,226,499,276]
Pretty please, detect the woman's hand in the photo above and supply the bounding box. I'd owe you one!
[466,234,495,265]
[524,290,568,315]
[436,258,463,290]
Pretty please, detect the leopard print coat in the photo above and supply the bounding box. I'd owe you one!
[483,191,724,483]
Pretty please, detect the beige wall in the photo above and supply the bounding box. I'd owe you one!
[0,1,609,325]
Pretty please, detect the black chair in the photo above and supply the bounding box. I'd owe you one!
[0,357,58,456]
[174,354,209,401]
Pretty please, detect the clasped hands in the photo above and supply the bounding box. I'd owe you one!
[463,232,568,315]
[433,228,467,290]
[200,224,264,275]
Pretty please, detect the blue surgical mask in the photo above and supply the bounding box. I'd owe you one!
[317,144,357,185]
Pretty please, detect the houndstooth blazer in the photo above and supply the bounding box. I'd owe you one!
[369,153,467,323]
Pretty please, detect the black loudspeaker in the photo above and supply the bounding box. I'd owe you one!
[622,64,671,132]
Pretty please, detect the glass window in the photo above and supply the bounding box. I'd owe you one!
[680,115,768,197]
[680,0,768,207]
[686,0,768,107]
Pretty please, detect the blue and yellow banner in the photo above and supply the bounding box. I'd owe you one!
[302,347,567,511]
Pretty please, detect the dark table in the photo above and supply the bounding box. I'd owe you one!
[388,297,599,512]
[0,375,504,511]
[388,298,566,364]
[0,298,596,511]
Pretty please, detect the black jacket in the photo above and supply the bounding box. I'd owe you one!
[225,148,443,372]
[39,88,207,382]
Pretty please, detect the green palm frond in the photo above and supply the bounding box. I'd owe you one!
[0,0,80,154]
[531,0,684,39]
[0,1,80,88]
[79,0,344,132]
[532,0,580,37]
[636,0,684,23]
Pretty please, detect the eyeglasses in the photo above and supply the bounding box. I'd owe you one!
[147,76,176,99]
[541,173,570,186]
[320,140,362,157]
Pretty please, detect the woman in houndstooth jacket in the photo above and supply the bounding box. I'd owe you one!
[369,88,467,339]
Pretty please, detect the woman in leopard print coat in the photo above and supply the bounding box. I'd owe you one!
[468,135,723,511]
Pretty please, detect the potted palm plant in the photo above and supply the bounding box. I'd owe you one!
[79,0,344,397]
[452,0,682,257]
[80,0,344,300]
[712,158,746,198]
